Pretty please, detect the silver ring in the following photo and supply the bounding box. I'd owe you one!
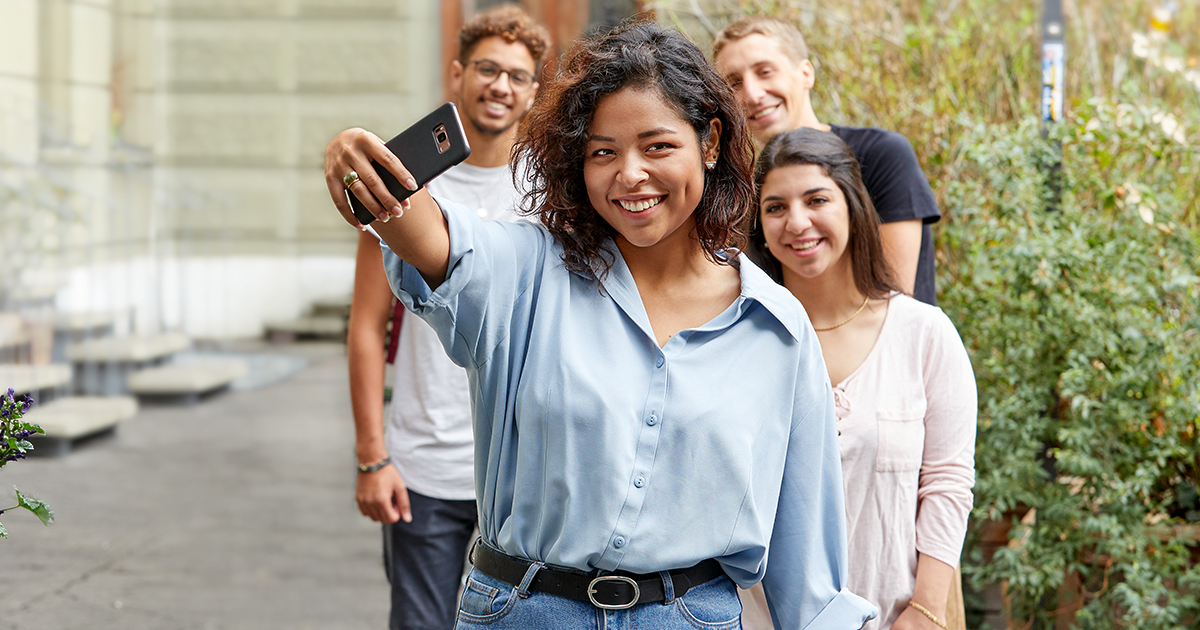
[342,170,361,189]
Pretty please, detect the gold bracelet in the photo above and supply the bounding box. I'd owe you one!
[908,600,948,630]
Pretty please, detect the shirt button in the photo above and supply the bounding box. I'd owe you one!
[634,476,646,488]
[656,356,664,368]
[613,536,626,548]
[646,414,658,426]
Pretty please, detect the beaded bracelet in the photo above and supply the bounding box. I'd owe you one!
[908,600,948,629]
[357,456,392,473]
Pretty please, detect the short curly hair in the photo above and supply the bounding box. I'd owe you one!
[513,20,755,277]
[459,5,551,70]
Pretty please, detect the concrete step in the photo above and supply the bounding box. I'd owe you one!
[264,315,346,342]
[25,395,138,456]
[66,332,192,395]
[20,310,122,362]
[66,331,191,363]
[310,298,351,318]
[0,363,72,396]
[52,311,121,333]
[127,358,249,403]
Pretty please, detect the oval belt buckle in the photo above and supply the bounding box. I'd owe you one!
[587,575,640,610]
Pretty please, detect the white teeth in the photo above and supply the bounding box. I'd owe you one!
[751,105,779,120]
[618,196,663,213]
[790,240,820,251]
[484,100,508,113]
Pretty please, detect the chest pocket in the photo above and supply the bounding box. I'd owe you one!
[875,406,926,472]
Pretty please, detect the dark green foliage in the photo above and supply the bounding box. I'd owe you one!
[940,101,1200,627]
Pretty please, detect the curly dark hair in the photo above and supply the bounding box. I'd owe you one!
[747,128,898,299]
[512,20,755,277]
[459,5,551,70]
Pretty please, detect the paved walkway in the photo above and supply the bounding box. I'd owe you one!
[0,342,390,629]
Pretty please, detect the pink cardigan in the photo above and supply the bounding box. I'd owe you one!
[743,294,977,630]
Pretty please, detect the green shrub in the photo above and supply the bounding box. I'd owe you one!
[939,99,1200,627]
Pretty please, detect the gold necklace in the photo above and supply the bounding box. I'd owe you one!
[812,296,870,332]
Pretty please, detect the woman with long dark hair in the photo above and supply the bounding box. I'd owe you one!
[325,22,874,630]
[742,128,976,630]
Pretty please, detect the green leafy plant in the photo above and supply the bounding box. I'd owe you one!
[938,100,1200,627]
[0,388,55,538]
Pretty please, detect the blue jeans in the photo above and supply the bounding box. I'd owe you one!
[454,564,743,630]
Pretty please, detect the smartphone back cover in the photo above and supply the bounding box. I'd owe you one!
[349,102,471,224]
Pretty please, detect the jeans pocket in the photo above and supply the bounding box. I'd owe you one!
[875,407,925,472]
[676,575,743,629]
[457,571,518,625]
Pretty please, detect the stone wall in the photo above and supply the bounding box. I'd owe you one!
[156,0,440,255]
[0,0,441,338]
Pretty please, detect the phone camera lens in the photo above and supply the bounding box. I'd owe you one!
[437,133,448,143]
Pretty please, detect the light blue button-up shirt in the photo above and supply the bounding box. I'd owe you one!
[383,197,877,629]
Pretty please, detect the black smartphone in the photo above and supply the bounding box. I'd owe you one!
[348,102,472,225]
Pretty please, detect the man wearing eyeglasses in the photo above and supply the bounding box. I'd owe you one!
[333,6,549,629]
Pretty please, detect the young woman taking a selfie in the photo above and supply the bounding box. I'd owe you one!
[325,21,875,630]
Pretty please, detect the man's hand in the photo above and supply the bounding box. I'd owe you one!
[356,464,413,524]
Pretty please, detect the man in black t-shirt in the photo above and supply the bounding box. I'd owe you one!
[713,16,941,305]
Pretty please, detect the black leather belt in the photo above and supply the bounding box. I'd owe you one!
[471,541,725,610]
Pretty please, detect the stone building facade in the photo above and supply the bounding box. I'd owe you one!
[1,0,439,338]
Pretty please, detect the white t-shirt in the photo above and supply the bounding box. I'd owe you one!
[385,162,522,501]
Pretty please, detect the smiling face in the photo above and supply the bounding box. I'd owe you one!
[759,163,853,284]
[584,86,720,254]
[450,36,539,137]
[715,33,814,145]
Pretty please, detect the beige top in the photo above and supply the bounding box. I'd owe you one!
[741,294,977,630]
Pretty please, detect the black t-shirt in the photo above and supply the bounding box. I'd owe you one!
[830,125,941,305]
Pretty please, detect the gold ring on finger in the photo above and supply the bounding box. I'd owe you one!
[343,170,361,189]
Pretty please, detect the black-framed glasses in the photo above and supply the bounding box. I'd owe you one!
[470,60,535,90]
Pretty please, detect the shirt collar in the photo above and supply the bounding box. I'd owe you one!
[734,252,806,342]
[587,240,806,344]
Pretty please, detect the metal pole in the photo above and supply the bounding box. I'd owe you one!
[1041,0,1065,211]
